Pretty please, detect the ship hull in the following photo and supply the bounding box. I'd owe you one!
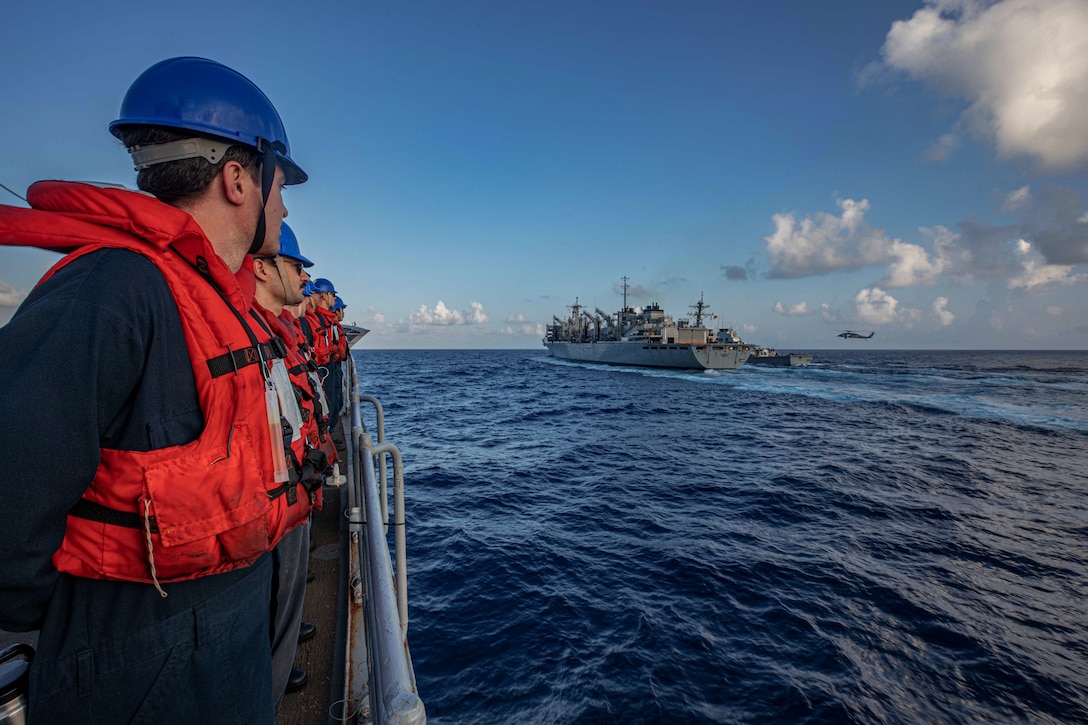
[546,341,749,370]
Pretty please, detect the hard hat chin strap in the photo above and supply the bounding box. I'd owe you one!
[271,257,292,306]
[249,138,279,255]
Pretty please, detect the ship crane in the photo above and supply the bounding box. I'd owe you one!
[595,308,615,340]
[546,315,568,343]
[582,310,600,341]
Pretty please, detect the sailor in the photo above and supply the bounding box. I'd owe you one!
[332,295,349,333]
[313,277,347,424]
[248,223,326,707]
[285,277,328,455]
[0,57,307,722]
[304,280,331,368]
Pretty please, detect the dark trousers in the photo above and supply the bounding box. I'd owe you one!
[28,555,274,724]
[271,518,311,711]
[323,361,344,422]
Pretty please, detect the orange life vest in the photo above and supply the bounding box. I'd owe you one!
[316,307,347,362]
[280,310,326,510]
[307,308,331,365]
[251,304,328,511]
[3,181,309,584]
[279,311,321,446]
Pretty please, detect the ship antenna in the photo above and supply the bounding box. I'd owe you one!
[621,275,629,310]
[690,292,709,327]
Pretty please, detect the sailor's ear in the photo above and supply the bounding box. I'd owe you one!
[218,160,250,207]
[251,256,273,281]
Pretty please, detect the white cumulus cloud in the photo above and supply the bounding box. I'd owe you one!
[0,280,27,308]
[408,300,489,326]
[765,198,897,278]
[772,300,811,315]
[880,0,1088,171]
[932,296,955,325]
[1008,239,1088,289]
[855,287,917,325]
[764,198,947,286]
[883,238,946,287]
[500,323,545,336]
[759,187,1088,298]
[500,313,543,336]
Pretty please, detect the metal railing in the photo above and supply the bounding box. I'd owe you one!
[345,360,425,725]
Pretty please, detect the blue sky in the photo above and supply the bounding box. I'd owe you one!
[2,0,1087,349]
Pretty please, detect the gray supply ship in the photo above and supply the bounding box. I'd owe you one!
[544,280,749,370]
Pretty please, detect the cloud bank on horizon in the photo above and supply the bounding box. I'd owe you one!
[405,301,488,327]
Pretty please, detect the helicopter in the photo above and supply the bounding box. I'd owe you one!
[837,330,875,339]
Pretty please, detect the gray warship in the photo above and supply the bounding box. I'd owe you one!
[711,327,814,367]
[744,347,815,367]
[544,280,749,370]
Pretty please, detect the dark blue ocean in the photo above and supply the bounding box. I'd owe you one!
[353,349,1088,725]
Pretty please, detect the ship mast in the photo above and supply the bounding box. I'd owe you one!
[690,292,710,328]
[567,297,583,341]
[618,275,633,331]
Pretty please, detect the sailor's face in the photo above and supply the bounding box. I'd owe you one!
[281,257,305,306]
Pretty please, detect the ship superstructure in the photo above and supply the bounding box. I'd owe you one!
[544,279,749,370]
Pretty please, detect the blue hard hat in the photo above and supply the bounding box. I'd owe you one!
[332,296,346,311]
[277,223,313,267]
[303,281,316,296]
[313,278,337,294]
[109,57,307,185]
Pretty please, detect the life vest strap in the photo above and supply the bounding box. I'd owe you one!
[206,341,281,378]
[70,498,159,534]
[70,469,303,533]
[268,475,301,505]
